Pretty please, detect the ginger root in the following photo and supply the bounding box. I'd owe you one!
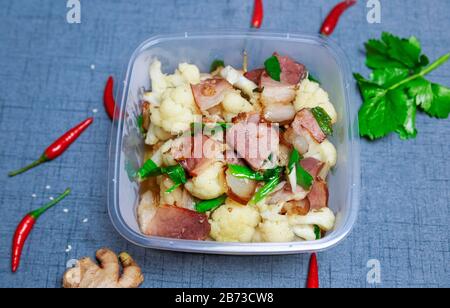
[63,248,144,288]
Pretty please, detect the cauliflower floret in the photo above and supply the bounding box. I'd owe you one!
[220,66,258,100]
[303,133,337,179]
[145,123,172,146]
[288,207,336,232]
[177,63,201,85]
[257,203,295,242]
[152,85,199,135]
[295,79,337,124]
[210,198,261,242]
[222,91,254,121]
[159,176,184,206]
[185,162,227,200]
[149,60,169,97]
[292,225,316,241]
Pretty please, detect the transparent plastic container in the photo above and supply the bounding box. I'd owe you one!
[108,31,360,255]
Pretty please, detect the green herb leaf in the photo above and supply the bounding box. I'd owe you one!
[196,195,227,213]
[314,225,321,240]
[210,59,225,73]
[355,33,450,141]
[249,176,281,205]
[295,162,313,190]
[264,55,281,82]
[311,107,333,136]
[365,32,425,70]
[135,159,162,180]
[228,164,264,181]
[191,122,230,136]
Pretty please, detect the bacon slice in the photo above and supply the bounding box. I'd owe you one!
[274,53,307,85]
[260,72,297,106]
[227,115,279,170]
[292,109,326,143]
[267,183,308,204]
[171,134,224,176]
[191,78,233,112]
[307,180,329,210]
[244,68,265,84]
[300,157,325,179]
[146,206,211,240]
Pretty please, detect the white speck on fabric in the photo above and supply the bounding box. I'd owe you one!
[49,196,54,201]
[45,185,51,190]
[83,218,89,223]
[65,245,72,253]
[63,208,69,213]
[90,64,96,70]
[92,108,98,113]
[31,194,37,198]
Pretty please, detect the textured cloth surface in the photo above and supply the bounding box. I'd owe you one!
[0,0,448,288]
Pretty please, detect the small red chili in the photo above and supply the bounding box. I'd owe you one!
[8,117,94,177]
[251,0,264,28]
[306,253,319,288]
[12,188,71,272]
[103,76,119,120]
[320,0,357,36]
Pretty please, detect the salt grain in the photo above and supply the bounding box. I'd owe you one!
[92,108,98,113]
[65,245,72,253]
[63,208,69,213]
[49,196,54,201]
[83,218,89,223]
[90,64,96,70]
[31,194,37,198]
[45,185,51,190]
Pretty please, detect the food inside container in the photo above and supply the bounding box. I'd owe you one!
[134,52,338,243]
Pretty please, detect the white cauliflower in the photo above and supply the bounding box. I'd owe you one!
[292,225,316,241]
[151,85,199,135]
[149,60,169,98]
[222,91,254,121]
[145,123,172,146]
[177,63,201,85]
[150,139,173,167]
[295,79,337,124]
[220,66,258,101]
[158,176,184,207]
[185,162,227,200]
[210,198,261,242]
[257,204,295,242]
[304,133,337,179]
[288,207,336,232]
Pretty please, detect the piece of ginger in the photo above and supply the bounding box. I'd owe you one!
[63,248,144,288]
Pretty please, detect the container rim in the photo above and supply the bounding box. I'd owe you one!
[107,30,360,255]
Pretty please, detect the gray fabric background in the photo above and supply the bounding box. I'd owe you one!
[0,0,448,288]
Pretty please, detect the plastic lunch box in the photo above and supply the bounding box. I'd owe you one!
[108,31,360,255]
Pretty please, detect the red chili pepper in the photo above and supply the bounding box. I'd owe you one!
[251,0,264,28]
[8,118,94,177]
[306,253,319,288]
[104,76,119,120]
[12,188,71,272]
[320,0,357,36]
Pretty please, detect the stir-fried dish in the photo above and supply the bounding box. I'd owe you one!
[136,52,338,243]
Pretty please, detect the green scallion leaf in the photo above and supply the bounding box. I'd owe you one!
[210,59,225,73]
[137,115,145,136]
[136,159,162,180]
[196,195,227,213]
[314,225,322,240]
[308,74,321,84]
[311,106,333,136]
[264,56,281,82]
[249,176,281,205]
[296,162,314,190]
[228,164,264,181]
[161,164,187,187]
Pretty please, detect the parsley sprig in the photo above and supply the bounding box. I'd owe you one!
[355,32,450,140]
